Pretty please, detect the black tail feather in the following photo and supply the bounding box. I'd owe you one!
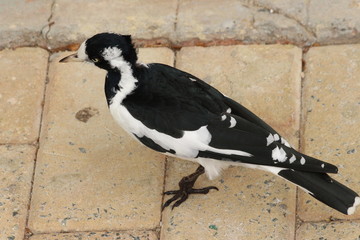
[278,169,359,215]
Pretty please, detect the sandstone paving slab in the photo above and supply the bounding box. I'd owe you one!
[175,0,315,45]
[296,221,360,240]
[308,0,360,44]
[0,145,37,240]
[0,47,49,144]
[175,0,360,45]
[30,230,158,240]
[254,0,308,26]
[161,45,302,239]
[0,0,51,48]
[47,0,177,49]
[299,45,360,221]
[28,48,174,233]
[175,0,254,42]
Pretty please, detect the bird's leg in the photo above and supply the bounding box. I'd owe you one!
[162,165,219,210]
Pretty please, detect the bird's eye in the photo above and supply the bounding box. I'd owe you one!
[92,58,99,63]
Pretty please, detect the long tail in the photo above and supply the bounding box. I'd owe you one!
[278,169,360,215]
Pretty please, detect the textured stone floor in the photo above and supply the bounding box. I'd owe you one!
[1,1,360,240]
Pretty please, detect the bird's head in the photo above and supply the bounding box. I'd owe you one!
[60,33,138,71]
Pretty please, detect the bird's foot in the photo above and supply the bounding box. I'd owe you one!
[162,165,219,210]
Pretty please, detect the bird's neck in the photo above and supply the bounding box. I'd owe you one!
[105,57,144,105]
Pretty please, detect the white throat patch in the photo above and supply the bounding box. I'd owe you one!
[103,47,138,104]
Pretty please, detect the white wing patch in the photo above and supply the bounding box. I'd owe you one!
[266,133,292,149]
[289,154,296,164]
[281,137,291,148]
[272,146,287,162]
[273,134,280,141]
[229,116,236,128]
[266,133,275,146]
[300,157,306,165]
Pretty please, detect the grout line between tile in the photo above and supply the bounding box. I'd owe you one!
[28,227,160,238]
[158,49,178,240]
[301,217,360,224]
[173,0,180,34]
[8,36,360,54]
[294,47,307,240]
[0,142,38,146]
[40,0,56,51]
[158,157,168,238]
[23,53,52,240]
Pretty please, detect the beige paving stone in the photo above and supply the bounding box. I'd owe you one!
[254,0,308,25]
[28,48,174,233]
[47,0,177,49]
[296,221,360,240]
[30,230,158,240]
[138,47,174,65]
[175,0,315,44]
[0,48,49,144]
[175,0,253,42]
[299,45,360,221]
[161,45,302,239]
[0,0,51,48]
[0,145,36,240]
[308,0,360,44]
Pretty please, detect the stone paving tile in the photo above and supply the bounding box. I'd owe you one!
[47,0,177,49]
[2,0,360,49]
[299,45,360,221]
[0,48,49,144]
[254,0,308,25]
[0,0,51,48]
[161,45,302,239]
[28,48,173,233]
[175,0,254,42]
[30,230,158,240]
[175,0,315,45]
[296,220,360,240]
[0,145,37,240]
[308,0,360,44]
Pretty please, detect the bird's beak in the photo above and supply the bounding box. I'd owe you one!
[59,53,83,63]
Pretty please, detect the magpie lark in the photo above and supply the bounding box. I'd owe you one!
[60,33,359,215]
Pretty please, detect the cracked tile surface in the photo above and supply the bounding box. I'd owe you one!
[46,0,178,48]
[0,0,52,48]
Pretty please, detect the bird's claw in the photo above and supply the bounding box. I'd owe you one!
[162,186,219,210]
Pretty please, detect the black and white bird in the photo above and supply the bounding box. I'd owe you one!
[60,32,359,215]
